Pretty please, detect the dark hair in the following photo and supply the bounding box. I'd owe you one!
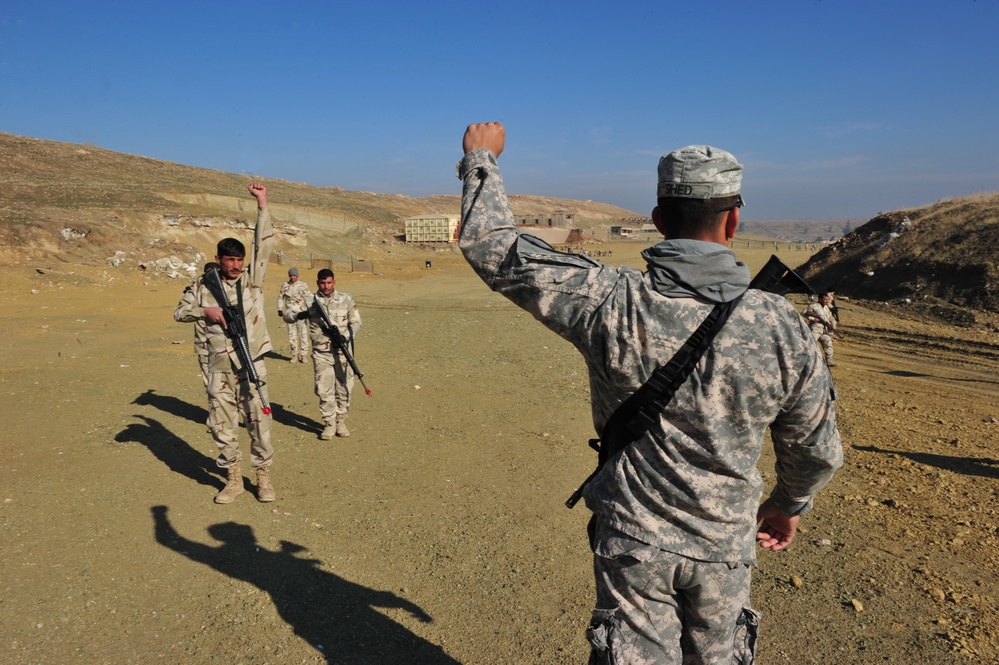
[317,269,335,281]
[656,195,740,238]
[216,237,246,258]
[203,262,219,272]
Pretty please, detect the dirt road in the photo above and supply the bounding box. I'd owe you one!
[2,242,997,663]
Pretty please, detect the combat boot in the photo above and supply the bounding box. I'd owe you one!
[319,422,336,440]
[335,419,350,438]
[215,463,244,504]
[256,467,276,502]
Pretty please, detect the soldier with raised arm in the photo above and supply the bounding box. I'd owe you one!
[456,122,842,663]
[174,183,277,504]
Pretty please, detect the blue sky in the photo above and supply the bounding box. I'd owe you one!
[2,1,998,220]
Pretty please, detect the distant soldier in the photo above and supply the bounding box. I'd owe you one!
[284,269,362,439]
[827,288,841,325]
[277,267,311,362]
[174,183,276,504]
[805,292,838,367]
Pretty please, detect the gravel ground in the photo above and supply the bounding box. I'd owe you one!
[2,243,997,664]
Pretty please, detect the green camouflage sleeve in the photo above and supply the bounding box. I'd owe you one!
[457,148,615,343]
[768,317,844,515]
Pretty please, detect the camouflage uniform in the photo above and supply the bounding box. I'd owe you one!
[174,206,275,470]
[284,289,361,434]
[457,147,842,664]
[805,302,837,364]
[174,278,211,387]
[278,275,312,361]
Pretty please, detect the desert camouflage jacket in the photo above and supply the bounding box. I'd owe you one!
[283,290,361,354]
[457,148,842,563]
[175,278,210,358]
[174,206,275,372]
[805,302,837,336]
[278,280,311,314]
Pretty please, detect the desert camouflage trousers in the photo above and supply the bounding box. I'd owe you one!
[198,354,210,388]
[313,350,354,424]
[206,359,273,470]
[814,331,834,362]
[588,524,759,665]
[288,319,310,359]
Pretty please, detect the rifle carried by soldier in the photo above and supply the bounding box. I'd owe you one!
[566,255,813,508]
[309,299,371,396]
[202,265,272,415]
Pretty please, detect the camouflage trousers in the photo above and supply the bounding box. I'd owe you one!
[588,525,759,664]
[198,354,210,388]
[814,331,834,362]
[206,359,273,470]
[312,350,354,424]
[288,319,310,358]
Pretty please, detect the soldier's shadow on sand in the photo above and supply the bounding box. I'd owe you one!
[152,506,459,664]
[882,369,999,386]
[132,388,208,424]
[854,445,999,479]
[131,388,323,436]
[116,415,225,489]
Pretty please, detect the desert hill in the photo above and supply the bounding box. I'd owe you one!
[0,132,637,269]
[738,218,857,243]
[795,192,999,314]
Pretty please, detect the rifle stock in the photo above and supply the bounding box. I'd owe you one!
[748,254,815,296]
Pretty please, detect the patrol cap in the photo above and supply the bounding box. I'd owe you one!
[288,267,299,276]
[658,145,743,200]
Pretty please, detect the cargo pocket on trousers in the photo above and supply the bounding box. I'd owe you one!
[586,607,622,665]
[733,606,761,664]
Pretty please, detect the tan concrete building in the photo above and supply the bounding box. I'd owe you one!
[405,214,460,243]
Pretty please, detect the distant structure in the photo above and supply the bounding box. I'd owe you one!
[405,214,460,243]
[514,210,580,245]
[611,218,657,240]
[514,210,574,229]
[403,210,587,245]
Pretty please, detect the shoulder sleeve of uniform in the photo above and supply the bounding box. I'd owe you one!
[768,305,844,514]
[249,206,274,289]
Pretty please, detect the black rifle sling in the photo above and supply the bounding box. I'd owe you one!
[565,293,744,508]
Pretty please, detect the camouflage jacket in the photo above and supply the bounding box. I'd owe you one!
[174,206,275,372]
[283,289,361,353]
[457,148,842,563]
[805,302,837,336]
[278,280,311,314]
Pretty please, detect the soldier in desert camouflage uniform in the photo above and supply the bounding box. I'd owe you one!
[805,293,838,367]
[277,267,311,363]
[284,269,361,440]
[456,123,842,664]
[174,183,277,505]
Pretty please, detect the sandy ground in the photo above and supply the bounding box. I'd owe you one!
[1,241,998,664]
